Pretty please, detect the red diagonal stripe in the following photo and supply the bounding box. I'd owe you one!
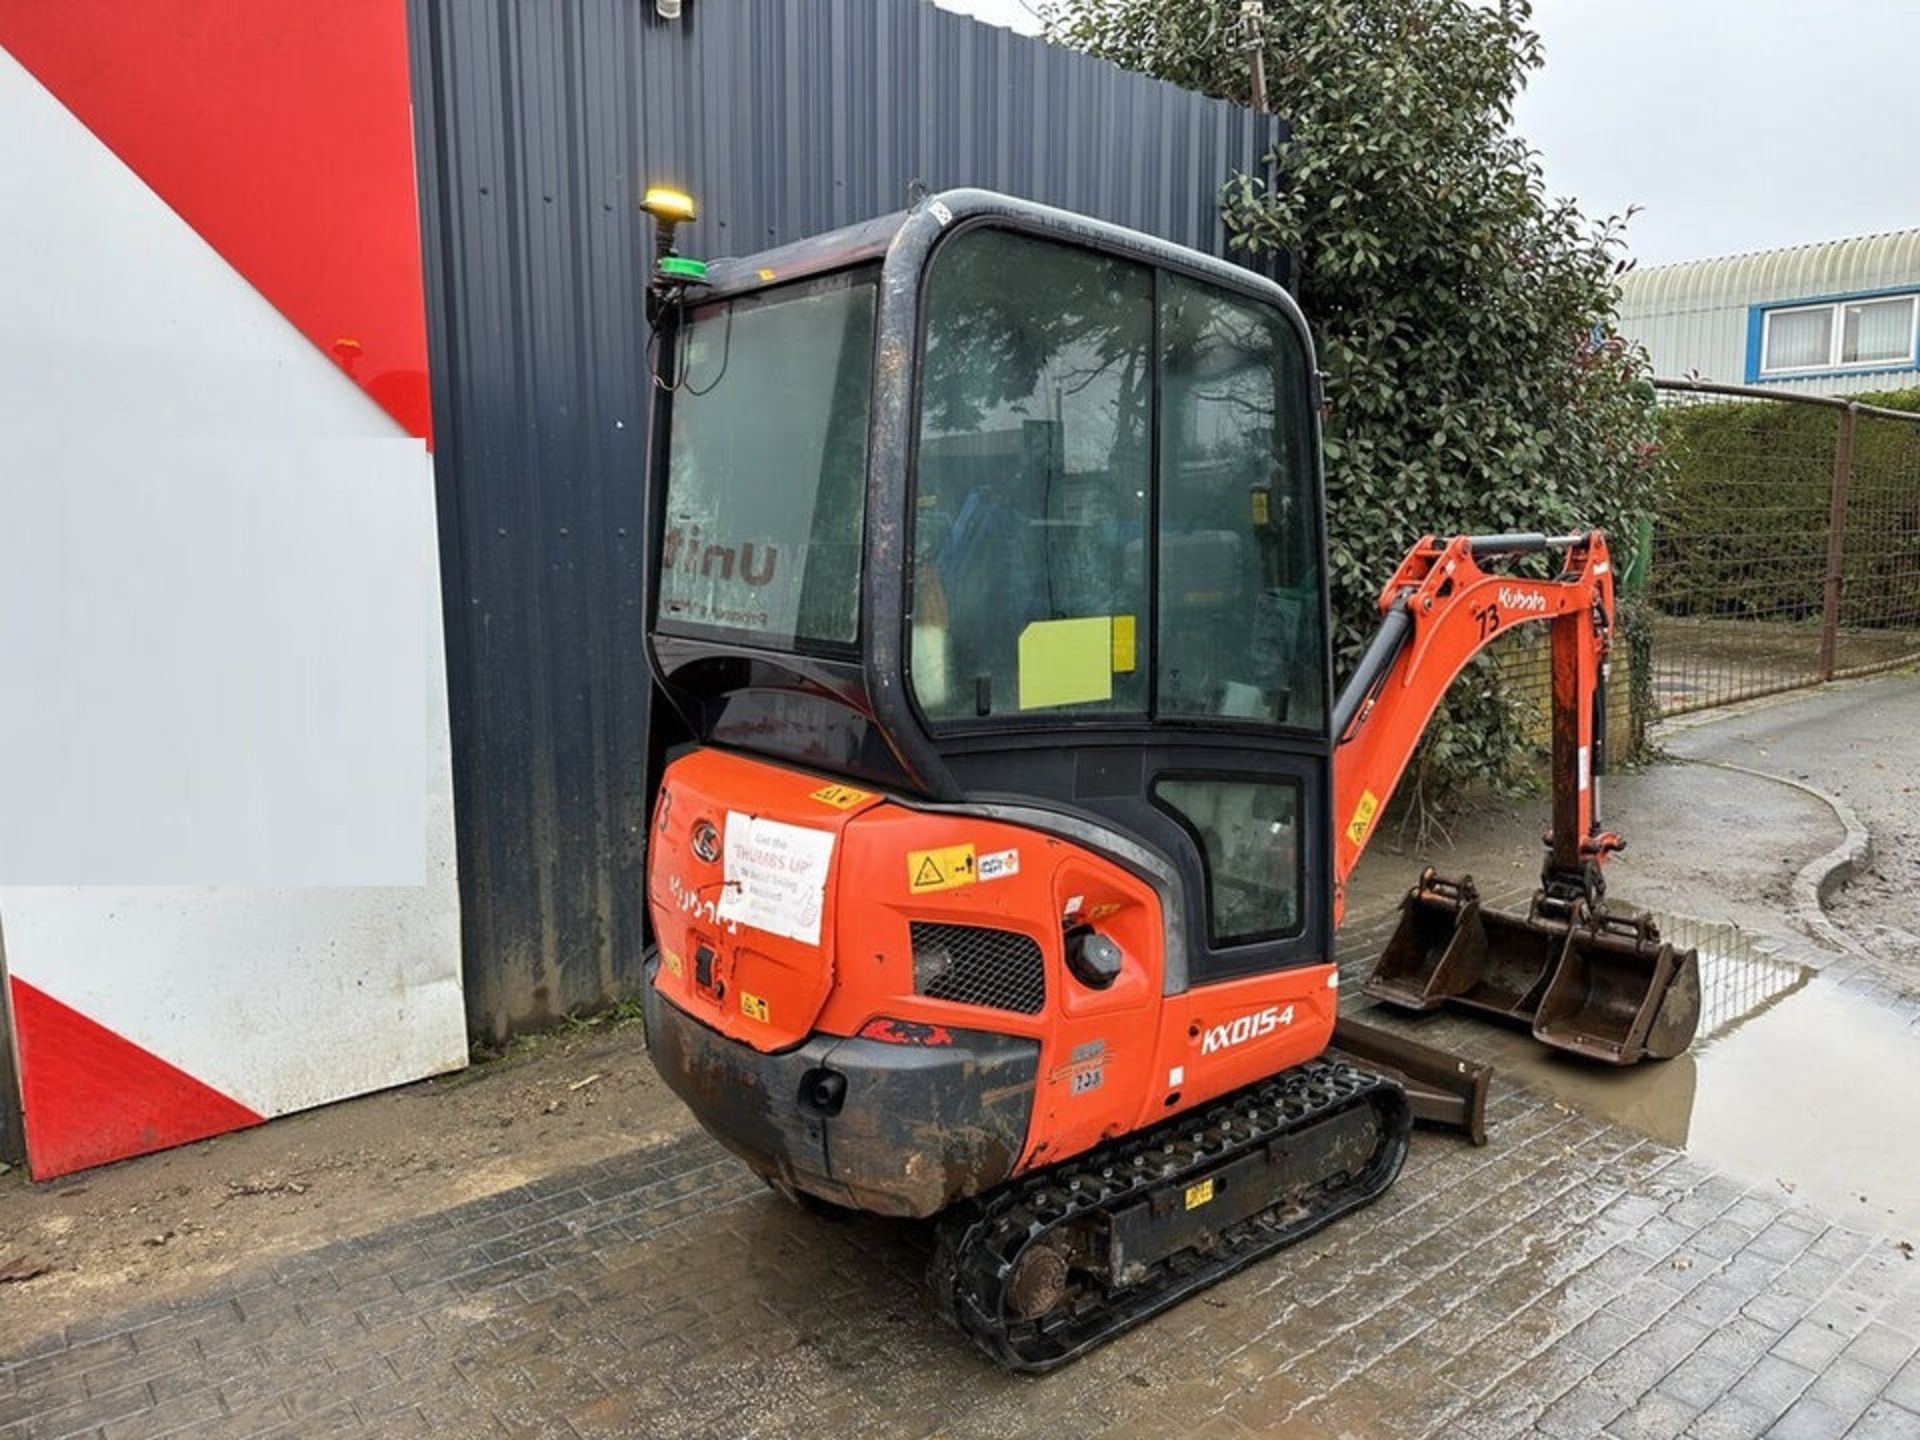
[9,977,263,1179]
[0,0,432,443]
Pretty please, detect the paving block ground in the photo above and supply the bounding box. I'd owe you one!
[5,918,1917,1439]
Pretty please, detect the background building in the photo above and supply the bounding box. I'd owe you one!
[1617,228,1920,396]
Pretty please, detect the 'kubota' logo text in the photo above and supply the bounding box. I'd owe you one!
[1200,1004,1295,1055]
[1496,586,1548,613]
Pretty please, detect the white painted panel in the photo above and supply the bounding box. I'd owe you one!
[0,437,431,885]
[0,577,465,1111]
[0,46,437,885]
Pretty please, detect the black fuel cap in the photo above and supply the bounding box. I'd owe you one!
[1067,930,1123,989]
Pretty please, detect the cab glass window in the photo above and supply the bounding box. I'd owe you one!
[657,273,876,650]
[1157,275,1325,728]
[1154,776,1303,944]
[910,229,1152,721]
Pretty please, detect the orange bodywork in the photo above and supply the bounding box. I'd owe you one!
[648,746,1339,1181]
[646,532,1620,1195]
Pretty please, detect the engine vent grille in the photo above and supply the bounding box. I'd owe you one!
[909,922,1046,1015]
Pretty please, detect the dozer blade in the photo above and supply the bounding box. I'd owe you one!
[1330,1016,1491,1146]
[1362,871,1702,1065]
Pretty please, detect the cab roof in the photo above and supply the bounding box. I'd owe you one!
[689,188,1292,317]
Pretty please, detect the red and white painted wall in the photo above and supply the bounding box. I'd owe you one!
[0,1,464,1178]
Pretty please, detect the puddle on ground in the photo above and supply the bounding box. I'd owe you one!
[1471,915,1920,1236]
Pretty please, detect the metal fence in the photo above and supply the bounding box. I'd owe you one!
[1648,378,1920,717]
[1481,377,1919,765]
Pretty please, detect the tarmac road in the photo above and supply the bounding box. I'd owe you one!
[1663,673,1920,973]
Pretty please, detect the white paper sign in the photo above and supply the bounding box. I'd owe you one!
[716,812,836,946]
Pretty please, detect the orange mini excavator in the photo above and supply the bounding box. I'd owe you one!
[636,188,1699,1369]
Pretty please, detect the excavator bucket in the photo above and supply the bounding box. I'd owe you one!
[1534,912,1701,1063]
[1363,871,1477,1011]
[1363,871,1702,1065]
[1365,871,1556,1023]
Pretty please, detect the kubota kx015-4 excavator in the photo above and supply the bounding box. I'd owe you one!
[636,188,1700,1370]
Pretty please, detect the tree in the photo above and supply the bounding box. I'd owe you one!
[1048,0,1661,803]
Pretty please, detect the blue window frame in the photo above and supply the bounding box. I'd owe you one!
[1746,286,1920,383]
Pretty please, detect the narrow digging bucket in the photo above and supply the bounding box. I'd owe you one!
[1533,913,1702,1065]
[1366,873,1573,1024]
[1363,871,1488,1012]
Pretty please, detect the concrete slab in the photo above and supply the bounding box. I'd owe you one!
[1344,761,1844,961]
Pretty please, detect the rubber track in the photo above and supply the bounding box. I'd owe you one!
[930,1058,1412,1371]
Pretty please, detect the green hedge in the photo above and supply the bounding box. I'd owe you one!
[1654,387,1920,626]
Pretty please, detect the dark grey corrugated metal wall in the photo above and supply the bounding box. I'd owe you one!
[407,0,1286,1041]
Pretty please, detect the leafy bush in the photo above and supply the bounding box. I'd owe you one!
[1047,0,1661,798]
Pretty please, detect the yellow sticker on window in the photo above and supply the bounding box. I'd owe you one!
[1250,489,1271,526]
[907,843,976,893]
[809,784,872,810]
[1346,790,1380,846]
[1018,617,1114,710]
[1184,1178,1216,1210]
[1111,614,1137,674]
[739,992,770,1023]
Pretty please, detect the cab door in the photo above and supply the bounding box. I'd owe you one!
[901,223,1334,989]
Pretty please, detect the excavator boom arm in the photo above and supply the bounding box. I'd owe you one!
[1330,530,1619,925]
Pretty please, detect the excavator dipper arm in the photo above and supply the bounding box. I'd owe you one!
[1330,530,1620,927]
[1329,528,1699,1066]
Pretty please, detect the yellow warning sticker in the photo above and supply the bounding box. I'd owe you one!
[739,991,770,1023]
[907,843,976,893]
[809,784,872,810]
[1111,614,1137,674]
[1184,1178,1216,1211]
[662,948,685,978]
[1346,789,1380,846]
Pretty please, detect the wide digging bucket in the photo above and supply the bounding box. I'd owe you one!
[1364,873,1701,1065]
[1533,912,1701,1064]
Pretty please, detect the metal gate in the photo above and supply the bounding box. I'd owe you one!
[1648,378,1920,717]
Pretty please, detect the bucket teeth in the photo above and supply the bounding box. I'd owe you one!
[1362,872,1701,1065]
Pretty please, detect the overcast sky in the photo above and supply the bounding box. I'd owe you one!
[931,0,1918,268]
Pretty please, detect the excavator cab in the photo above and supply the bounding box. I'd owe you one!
[646,192,1338,995]
[636,188,1693,1369]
